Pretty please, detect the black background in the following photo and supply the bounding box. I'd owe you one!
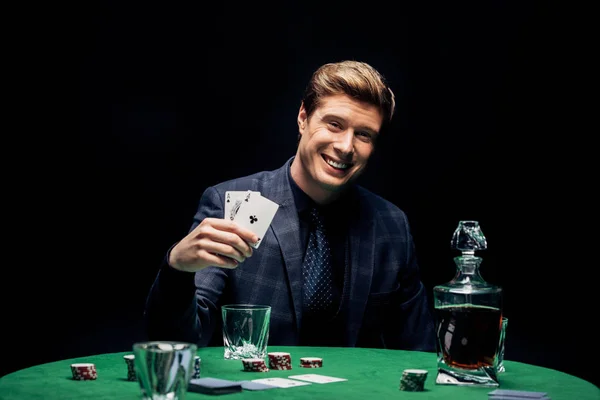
[3,0,596,389]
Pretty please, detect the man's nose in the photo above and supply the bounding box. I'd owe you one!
[333,130,354,155]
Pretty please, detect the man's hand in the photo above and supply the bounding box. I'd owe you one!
[168,218,259,272]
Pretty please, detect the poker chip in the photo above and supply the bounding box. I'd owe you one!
[192,355,201,379]
[123,354,136,381]
[299,357,323,368]
[70,363,98,381]
[267,352,293,370]
[399,368,428,391]
[241,358,269,372]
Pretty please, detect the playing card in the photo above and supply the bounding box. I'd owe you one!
[188,377,242,395]
[240,380,279,391]
[224,191,260,221]
[232,191,279,249]
[489,397,550,400]
[251,377,311,388]
[288,374,348,384]
[488,389,549,398]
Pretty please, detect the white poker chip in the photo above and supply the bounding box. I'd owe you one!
[403,369,428,375]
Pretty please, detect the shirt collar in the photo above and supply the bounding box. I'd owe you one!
[288,162,314,213]
[287,162,351,216]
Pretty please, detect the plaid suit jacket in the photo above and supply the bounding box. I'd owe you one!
[145,157,435,352]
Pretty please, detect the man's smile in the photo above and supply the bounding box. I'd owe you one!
[322,154,352,170]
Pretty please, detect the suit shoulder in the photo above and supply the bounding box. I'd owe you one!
[353,185,408,219]
[211,163,283,193]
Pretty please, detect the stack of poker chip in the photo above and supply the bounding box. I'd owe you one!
[241,358,269,372]
[123,354,136,381]
[299,357,323,368]
[399,369,428,391]
[70,363,98,380]
[267,352,293,370]
[192,355,201,379]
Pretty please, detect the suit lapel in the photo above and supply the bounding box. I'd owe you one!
[345,190,375,346]
[262,158,304,333]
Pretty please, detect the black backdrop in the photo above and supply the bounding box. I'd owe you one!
[4,0,596,389]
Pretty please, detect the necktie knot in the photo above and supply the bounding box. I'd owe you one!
[309,207,325,231]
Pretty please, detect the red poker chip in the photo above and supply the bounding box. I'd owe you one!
[268,352,293,370]
[241,358,269,372]
[70,363,98,380]
[299,357,323,368]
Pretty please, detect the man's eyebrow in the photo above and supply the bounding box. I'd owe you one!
[321,113,379,134]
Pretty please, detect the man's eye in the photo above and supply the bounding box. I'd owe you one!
[329,121,342,129]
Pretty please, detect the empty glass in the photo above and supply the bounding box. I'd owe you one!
[133,341,197,400]
[221,304,271,360]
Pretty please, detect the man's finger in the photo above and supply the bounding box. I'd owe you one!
[206,224,255,257]
[200,250,239,269]
[209,218,259,242]
[200,239,246,263]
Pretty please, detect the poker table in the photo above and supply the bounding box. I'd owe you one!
[0,346,598,399]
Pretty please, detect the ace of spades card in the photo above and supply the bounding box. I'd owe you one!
[232,191,279,249]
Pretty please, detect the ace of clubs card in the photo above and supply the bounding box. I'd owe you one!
[232,191,279,249]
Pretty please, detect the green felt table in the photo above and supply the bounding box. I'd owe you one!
[0,346,598,399]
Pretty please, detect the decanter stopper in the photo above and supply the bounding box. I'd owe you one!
[451,220,487,255]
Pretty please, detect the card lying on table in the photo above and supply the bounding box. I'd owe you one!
[489,396,550,400]
[251,377,311,388]
[188,377,242,395]
[488,389,550,399]
[240,380,278,391]
[288,374,348,384]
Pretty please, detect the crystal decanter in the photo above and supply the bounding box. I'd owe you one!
[433,220,503,386]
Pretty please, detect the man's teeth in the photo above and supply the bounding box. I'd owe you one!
[326,159,349,169]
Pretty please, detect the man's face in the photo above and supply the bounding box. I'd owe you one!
[291,94,383,203]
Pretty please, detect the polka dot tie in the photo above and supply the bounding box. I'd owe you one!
[302,207,333,312]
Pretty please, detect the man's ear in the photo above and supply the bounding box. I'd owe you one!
[297,102,307,130]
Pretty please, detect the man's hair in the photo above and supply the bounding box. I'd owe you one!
[301,60,396,132]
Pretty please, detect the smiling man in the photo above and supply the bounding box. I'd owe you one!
[144,61,436,351]
[292,93,381,204]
